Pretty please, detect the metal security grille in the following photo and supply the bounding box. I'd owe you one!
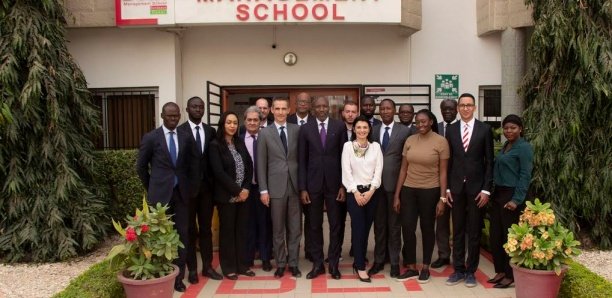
[478,86,502,130]
[91,88,158,149]
[361,84,432,122]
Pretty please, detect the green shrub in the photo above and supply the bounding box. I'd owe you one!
[93,150,145,223]
[522,0,612,248]
[559,261,612,298]
[52,261,125,298]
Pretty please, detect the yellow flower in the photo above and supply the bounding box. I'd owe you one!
[143,248,152,259]
[508,238,518,246]
[542,231,549,239]
[565,248,573,255]
[556,240,562,249]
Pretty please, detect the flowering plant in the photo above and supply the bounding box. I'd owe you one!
[504,198,581,275]
[106,198,184,280]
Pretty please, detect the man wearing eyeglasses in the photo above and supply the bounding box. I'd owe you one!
[443,93,493,288]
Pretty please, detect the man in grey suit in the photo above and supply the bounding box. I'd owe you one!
[369,98,412,278]
[257,97,302,278]
[431,98,458,269]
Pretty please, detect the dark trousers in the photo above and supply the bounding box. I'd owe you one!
[187,183,215,273]
[302,203,312,260]
[489,186,521,278]
[373,189,401,265]
[435,203,452,260]
[217,201,249,275]
[244,183,272,265]
[400,186,439,265]
[451,185,485,273]
[167,187,190,281]
[346,193,378,270]
[337,200,347,257]
[308,190,343,268]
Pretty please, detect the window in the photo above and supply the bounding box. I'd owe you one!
[479,86,502,129]
[91,88,158,149]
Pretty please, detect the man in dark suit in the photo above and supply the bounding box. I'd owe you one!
[240,106,273,273]
[287,92,313,262]
[444,93,493,288]
[431,99,458,269]
[287,92,311,126]
[369,99,412,278]
[136,102,198,292]
[361,96,382,126]
[176,97,223,283]
[398,104,417,135]
[258,98,302,278]
[298,96,347,280]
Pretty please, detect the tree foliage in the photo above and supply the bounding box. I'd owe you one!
[0,0,107,261]
[521,0,611,248]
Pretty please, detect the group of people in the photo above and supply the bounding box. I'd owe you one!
[136,92,533,292]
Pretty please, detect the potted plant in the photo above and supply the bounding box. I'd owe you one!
[504,198,581,298]
[107,198,184,298]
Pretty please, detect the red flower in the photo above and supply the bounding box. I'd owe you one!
[141,224,149,233]
[125,227,137,242]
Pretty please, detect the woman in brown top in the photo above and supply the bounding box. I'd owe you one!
[393,109,449,283]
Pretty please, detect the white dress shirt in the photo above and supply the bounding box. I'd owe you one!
[162,125,179,156]
[188,120,205,153]
[379,121,395,143]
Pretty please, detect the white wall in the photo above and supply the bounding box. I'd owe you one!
[410,0,501,120]
[180,24,411,99]
[67,28,180,125]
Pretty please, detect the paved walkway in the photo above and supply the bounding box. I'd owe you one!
[175,219,516,298]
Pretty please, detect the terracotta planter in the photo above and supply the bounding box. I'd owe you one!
[511,263,567,298]
[117,264,179,298]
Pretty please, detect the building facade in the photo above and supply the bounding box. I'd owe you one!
[65,0,533,148]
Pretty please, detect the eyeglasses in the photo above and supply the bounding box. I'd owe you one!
[458,104,475,109]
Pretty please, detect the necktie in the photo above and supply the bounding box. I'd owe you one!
[382,126,390,152]
[462,124,470,152]
[251,134,257,184]
[320,123,327,148]
[168,131,177,186]
[168,131,177,166]
[280,126,288,155]
[300,119,305,126]
[195,126,202,154]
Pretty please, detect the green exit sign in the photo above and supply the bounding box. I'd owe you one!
[435,74,459,99]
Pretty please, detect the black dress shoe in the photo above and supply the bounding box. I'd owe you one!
[225,274,238,280]
[430,258,450,269]
[174,280,186,292]
[262,260,273,272]
[202,267,223,280]
[274,267,285,278]
[329,266,341,280]
[390,265,400,278]
[188,272,199,284]
[487,274,505,284]
[306,265,325,279]
[368,263,384,276]
[289,267,302,277]
[493,278,514,288]
[239,269,256,277]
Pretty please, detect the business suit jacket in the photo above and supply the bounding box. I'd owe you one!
[446,119,494,195]
[177,121,216,190]
[287,113,311,125]
[209,138,253,204]
[257,124,300,197]
[371,122,411,193]
[136,126,198,204]
[298,118,347,193]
